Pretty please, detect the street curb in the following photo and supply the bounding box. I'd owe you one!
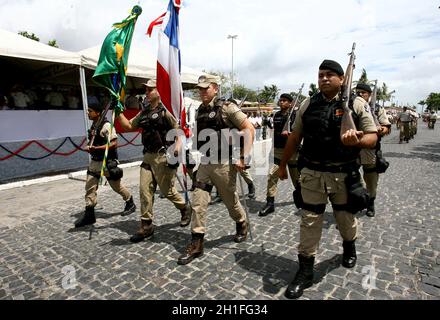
[0,161,142,191]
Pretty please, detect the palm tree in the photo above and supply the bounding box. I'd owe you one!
[377,83,393,107]
[258,84,279,103]
[308,83,319,97]
[354,68,369,85]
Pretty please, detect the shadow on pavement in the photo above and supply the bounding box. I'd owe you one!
[234,250,341,296]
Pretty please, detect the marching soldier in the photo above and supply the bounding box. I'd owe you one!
[279,60,377,299]
[356,83,391,217]
[259,93,300,216]
[74,104,136,228]
[398,107,412,143]
[117,80,191,243]
[177,75,255,265]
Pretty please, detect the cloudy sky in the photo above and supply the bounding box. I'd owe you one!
[0,0,439,107]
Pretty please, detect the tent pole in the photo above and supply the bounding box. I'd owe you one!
[79,67,91,166]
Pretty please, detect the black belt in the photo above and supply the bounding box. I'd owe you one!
[303,160,358,173]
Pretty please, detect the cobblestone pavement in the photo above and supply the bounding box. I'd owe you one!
[0,122,439,300]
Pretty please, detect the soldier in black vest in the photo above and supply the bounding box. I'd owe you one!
[259,93,300,216]
[177,75,255,265]
[74,104,136,228]
[279,60,378,299]
[117,80,191,243]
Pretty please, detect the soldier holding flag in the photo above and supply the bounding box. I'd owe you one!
[75,5,142,228]
[117,80,191,243]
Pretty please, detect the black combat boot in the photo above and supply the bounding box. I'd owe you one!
[247,183,256,199]
[342,240,357,268]
[177,233,204,265]
[180,203,192,227]
[365,197,375,217]
[121,196,136,216]
[258,197,275,216]
[234,221,248,243]
[284,254,315,299]
[130,220,154,243]
[74,206,96,228]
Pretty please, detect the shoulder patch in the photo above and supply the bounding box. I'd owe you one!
[364,104,371,113]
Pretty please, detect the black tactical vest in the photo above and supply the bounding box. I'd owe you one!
[88,120,118,161]
[138,105,172,154]
[300,93,360,164]
[273,109,296,149]
[195,99,231,159]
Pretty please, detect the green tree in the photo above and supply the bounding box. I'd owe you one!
[258,84,279,103]
[48,39,59,48]
[18,31,40,42]
[357,68,369,84]
[424,93,440,111]
[377,82,393,107]
[233,84,257,102]
[308,83,319,97]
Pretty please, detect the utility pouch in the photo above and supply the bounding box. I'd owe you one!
[375,150,389,174]
[293,186,304,210]
[344,170,369,214]
[106,159,123,180]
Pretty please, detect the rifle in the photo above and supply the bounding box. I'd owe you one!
[369,80,381,127]
[287,83,305,133]
[340,43,357,137]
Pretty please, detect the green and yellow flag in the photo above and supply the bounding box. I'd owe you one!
[93,5,142,115]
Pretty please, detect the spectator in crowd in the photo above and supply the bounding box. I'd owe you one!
[67,88,81,110]
[124,90,141,109]
[45,86,65,109]
[0,93,10,110]
[10,84,31,109]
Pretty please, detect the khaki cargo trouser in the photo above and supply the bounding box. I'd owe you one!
[266,148,299,198]
[85,160,131,208]
[360,149,378,198]
[400,122,410,141]
[139,152,186,222]
[239,169,254,185]
[299,167,358,257]
[191,163,246,234]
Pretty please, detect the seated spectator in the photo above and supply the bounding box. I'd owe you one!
[45,86,65,109]
[0,93,10,110]
[67,88,81,110]
[10,84,31,110]
[124,91,140,109]
[25,86,39,108]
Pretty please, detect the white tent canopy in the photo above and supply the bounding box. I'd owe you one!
[79,45,208,85]
[0,29,81,65]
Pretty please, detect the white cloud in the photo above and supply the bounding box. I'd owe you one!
[0,0,439,105]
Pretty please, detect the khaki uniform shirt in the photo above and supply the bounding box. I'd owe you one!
[361,106,391,165]
[398,111,412,122]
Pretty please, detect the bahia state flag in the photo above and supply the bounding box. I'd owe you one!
[93,5,142,115]
[147,0,190,138]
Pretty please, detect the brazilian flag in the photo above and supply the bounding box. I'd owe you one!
[93,5,142,115]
